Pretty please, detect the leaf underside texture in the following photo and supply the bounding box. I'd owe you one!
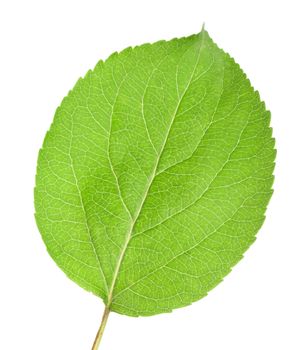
[35,30,275,316]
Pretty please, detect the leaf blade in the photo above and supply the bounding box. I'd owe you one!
[35,30,275,316]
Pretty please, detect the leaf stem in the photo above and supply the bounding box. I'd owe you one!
[91,305,110,350]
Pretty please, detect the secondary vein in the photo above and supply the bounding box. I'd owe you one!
[68,112,109,293]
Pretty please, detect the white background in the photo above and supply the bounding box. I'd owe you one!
[0,0,302,349]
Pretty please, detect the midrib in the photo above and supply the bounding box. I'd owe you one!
[106,31,205,307]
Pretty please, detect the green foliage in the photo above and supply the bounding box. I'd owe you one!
[35,29,275,316]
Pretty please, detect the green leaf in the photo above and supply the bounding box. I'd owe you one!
[34,29,275,318]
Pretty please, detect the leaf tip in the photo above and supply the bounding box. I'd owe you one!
[198,23,207,41]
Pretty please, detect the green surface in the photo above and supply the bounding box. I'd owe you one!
[35,29,275,316]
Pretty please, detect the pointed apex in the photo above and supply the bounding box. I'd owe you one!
[198,23,206,41]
